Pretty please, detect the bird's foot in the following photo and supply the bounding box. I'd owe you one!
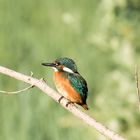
[66,101,73,107]
[58,97,75,108]
[58,96,64,103]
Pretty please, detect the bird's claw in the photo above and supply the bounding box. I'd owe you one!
[58,96,64,103]
[66,101,73,107]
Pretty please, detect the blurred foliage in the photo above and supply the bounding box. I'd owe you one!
[0,0,140,140]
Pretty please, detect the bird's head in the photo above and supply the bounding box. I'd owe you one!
[42,57,78,73]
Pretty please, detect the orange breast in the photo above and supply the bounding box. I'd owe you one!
[54,72,83,104]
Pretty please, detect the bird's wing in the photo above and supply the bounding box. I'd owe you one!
[68,73,88,103]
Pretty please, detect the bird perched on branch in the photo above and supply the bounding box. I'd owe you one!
[42,57,89,110]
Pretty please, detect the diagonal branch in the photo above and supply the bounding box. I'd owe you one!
[0,66,126,140]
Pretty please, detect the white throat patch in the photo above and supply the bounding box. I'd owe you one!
[52,67,58,72]
[63,67,74,73]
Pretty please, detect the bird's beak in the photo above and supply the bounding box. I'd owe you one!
[41,62,56,67]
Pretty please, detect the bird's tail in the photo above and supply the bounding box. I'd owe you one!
[82,104,89,110]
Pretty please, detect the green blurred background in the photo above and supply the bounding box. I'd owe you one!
[0,0,140,140]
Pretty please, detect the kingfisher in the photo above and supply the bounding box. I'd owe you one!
[42,57,89,110]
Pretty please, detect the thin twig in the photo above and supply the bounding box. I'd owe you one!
[135,65,140,112]
[0,85,34,95]
[0,66,126,140]
[0,71,34,95]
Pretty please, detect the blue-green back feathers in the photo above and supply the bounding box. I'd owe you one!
[68,73,88,103]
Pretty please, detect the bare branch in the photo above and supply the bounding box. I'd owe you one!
[0,66,126,140]
[135,65,140,112]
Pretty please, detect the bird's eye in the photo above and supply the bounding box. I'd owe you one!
[55,62,60,66]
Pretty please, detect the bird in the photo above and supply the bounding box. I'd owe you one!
[42,57,89,110]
